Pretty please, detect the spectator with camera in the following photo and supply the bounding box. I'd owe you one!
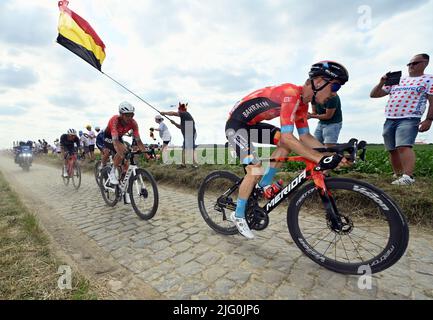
[370,53,433,185]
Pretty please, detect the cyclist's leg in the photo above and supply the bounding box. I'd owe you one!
[101,147,111,167]
[103,135,121,183]
[248,123,285,188]
[62,151,69,176]
[226,120,265,239]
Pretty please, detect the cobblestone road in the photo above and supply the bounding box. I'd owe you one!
[1,156,432,299]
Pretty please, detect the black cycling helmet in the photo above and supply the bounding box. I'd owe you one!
[309,60,349,85]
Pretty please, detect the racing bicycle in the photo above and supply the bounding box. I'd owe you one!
[62,151,81,190]
[197,139,409,274]
[99,148,159,220]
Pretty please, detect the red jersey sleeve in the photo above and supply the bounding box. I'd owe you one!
[108,116,120,139]
[280,89,302,133]
[131,119,140,138]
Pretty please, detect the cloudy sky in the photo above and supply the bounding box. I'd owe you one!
[1,0,433,149]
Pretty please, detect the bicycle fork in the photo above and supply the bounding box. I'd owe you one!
[318,188,344,231]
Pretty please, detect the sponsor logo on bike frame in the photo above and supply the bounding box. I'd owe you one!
[119,165,137,191]
[265,170,307,212]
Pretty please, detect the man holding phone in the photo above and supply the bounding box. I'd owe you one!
[370,54,433,185]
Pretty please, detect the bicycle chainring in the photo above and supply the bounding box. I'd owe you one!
[246,206,269,231]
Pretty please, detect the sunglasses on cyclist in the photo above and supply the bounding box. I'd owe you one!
[407,61,427,67]
[123,113,135,118]
[330,82,341,92]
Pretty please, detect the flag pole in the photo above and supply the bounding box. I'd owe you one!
[101,72,173,121]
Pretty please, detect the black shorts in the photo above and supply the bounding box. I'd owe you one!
[88,145,95,153]
[103,135,123,154]
[225,118,280,162]
[163,140,170,146]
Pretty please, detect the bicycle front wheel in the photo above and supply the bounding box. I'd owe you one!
[288,177,409,275]
[197,171,240,235]
[129,169,159,220]
[72,162,81,190]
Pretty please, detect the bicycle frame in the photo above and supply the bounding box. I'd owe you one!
[222,156,345,230]
[118,164,137,193]
[252,157,326,215]
[224,139,367,230]
[102,152,145,197]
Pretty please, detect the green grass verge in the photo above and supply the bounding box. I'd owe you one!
[0,170,99,300]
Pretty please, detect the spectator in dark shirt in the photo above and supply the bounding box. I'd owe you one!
[161,102,198,167]
[308,95,343,147]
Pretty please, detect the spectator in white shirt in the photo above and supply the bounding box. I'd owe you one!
[85,124,96,162]
[153,115,171,161]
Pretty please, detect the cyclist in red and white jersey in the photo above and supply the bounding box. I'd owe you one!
[226,61,350,239]
[102,101,146,185]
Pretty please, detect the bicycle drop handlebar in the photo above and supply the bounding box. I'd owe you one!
[263,138,367,165]
[313,138,367,163]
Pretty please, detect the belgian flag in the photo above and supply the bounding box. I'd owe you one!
[56,1,106,71]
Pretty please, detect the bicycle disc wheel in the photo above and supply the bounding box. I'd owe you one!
[288,177,409,274]
[72,162,81,190]
[94,160,102,186]
[62,166,70,186]
[99,167,120,207]
[129,169,159,220]
[197,171,241,235]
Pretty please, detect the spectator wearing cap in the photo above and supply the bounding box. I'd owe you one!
[153,114,172,161]
[161,102,198,167]
[370,53,433,186]
[85,124,96,162]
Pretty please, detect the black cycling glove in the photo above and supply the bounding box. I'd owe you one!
[315,154,343,171]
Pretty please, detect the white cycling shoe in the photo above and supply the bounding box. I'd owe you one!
[230,212,254,239]
[108,170,119,185]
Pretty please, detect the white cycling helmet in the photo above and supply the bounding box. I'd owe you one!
[67,128,77,135]
[155,114,163,121]
[119,101,135,114]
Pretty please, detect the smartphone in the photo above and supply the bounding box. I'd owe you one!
[385,71,402,86]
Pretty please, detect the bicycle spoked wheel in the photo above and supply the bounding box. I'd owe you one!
[129,169,159,220]
[197,171,241,235]
[99,167,120,207]
[62,166,70,186]
[288,177,409,274]
[72,162,81,190]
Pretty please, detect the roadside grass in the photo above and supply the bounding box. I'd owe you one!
[0,170,99,300]
[34,149,433,228]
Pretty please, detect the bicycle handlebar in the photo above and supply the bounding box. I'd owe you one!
[264,138,367,165]
[313,138,367,163]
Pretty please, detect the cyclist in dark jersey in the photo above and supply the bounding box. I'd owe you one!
[60,129,81,177]
[102,101,147,185]
[226,61,350,239]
